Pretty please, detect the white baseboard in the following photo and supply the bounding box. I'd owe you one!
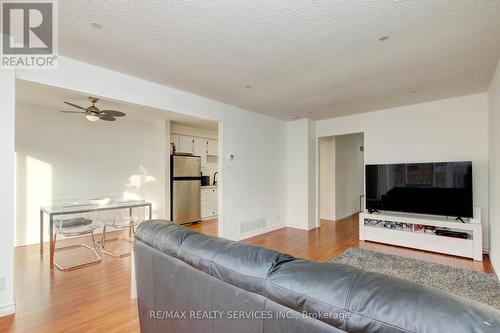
[286,224,315,231]
[490,253,500,281]
[0,303,15,317]
[335,211,360,221]
[228,223,286,241]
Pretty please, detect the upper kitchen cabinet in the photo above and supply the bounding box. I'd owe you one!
[171,134,180,151]
[194,137,207,162]
[207,139,218,156]
[178,135,195,153]
[171,133,218,157]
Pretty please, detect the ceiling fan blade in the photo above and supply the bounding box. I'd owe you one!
[61,111,86,114]
[99,115,116,121]
[64,101,87,110]
[100,110,126,117]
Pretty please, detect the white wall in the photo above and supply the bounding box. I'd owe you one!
[307,119,317,229]
[319,137,335,220]
[317,93,490,249]
[286,119,316,230]
[0,70,16,316]
[334,133,364,220]
[15,56,287,240]
[489,59,500,273]
[14,103,169,246]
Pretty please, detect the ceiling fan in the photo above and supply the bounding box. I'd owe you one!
[61,97,126,122]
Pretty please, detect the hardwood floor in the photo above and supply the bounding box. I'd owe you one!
[0,236,139,333]
[186,219,218,235]
[244,215,494,273]
[0,215,493,332]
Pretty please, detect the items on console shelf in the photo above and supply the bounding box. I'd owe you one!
[359,210,482,261]
[435,228,470,239]
[365,219,413,231]
[414,224,436,234]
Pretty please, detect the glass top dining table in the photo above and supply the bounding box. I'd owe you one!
[40,199,153,269]
[41,199,152,215]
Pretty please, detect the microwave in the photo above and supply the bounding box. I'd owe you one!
[201,175,210,186]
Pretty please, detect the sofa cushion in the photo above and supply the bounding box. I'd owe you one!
[136,220,295,295]
[135,220,195,257]
[265,259,357,331]
[265,259,500,333]
[177,231,233,275]
[211,241,294,295]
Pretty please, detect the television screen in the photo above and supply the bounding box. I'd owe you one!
[365,162,473,217]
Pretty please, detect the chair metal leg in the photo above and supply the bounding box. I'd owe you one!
[98,224,136,258]
[100,225,107,248]
[91,231,97,249]
[53,230,102,271]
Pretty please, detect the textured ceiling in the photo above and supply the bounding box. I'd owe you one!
[16,80,218,130]
[58,1,500,120]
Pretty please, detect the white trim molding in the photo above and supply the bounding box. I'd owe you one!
[0,303,15,317]
[287,224,317,231]
[228,224,286,241]
[491,257,500,281]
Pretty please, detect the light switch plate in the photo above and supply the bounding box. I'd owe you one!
[0,275,5,291]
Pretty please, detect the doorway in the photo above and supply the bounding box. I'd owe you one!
[169,121,220,237]
[319,133,364,222]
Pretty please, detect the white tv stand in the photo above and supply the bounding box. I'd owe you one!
[359,208,482,261]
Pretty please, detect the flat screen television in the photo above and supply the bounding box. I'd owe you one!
[365,162,473,217]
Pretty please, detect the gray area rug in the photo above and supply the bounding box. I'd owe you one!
[333,248,500,309]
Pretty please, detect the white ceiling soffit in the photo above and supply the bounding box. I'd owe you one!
[15,80,219,130]
[58,1,500,120]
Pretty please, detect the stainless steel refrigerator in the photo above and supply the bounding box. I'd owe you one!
[170,154,201,224]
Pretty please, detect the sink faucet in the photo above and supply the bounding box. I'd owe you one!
[213,172,218,186]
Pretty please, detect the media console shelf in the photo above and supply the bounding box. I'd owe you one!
[359,208,482,261]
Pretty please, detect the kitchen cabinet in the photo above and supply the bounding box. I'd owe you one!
[170,134,180,152]
[194,137,207,160]
[178,135,195,153]
[171,134,218,156]
[207,139,218,156]
[201,187,218,219]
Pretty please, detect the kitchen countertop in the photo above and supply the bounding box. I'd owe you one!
[201,185,218,189]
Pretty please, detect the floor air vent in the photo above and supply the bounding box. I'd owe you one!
[240,217,267,234]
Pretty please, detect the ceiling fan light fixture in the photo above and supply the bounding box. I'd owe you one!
[62,97,125,122]
[86,114,100,122]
